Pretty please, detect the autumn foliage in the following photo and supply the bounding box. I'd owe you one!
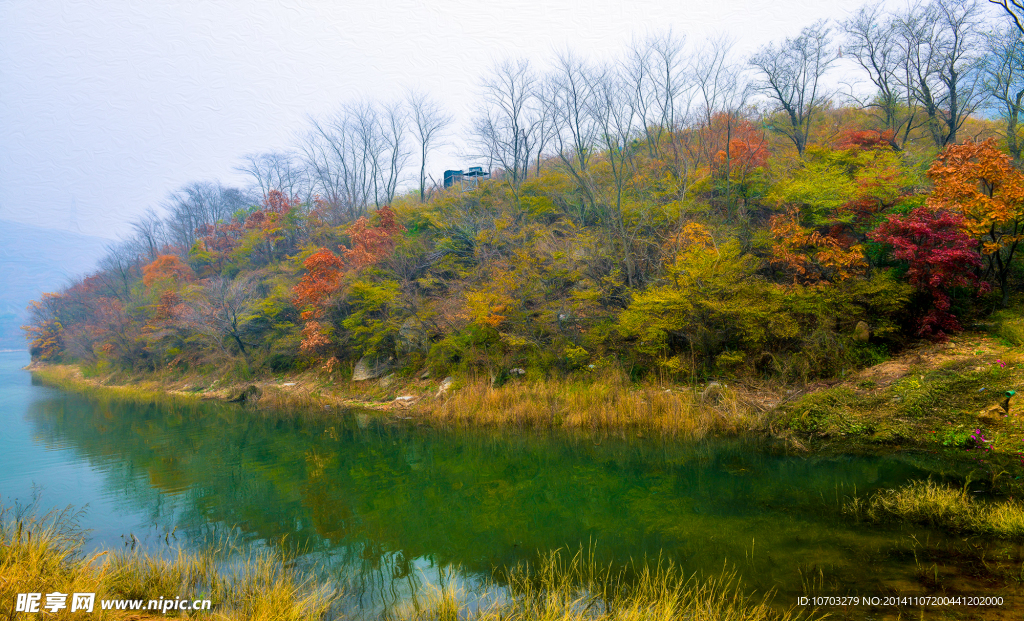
[142,255,194,289]
[870,208,985,340]
[20,79,1020,385]
[292,206,404,354]
[927,139,1024,306]
[769,209,867,284]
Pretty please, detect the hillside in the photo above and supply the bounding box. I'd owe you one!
[19,1,1024,392]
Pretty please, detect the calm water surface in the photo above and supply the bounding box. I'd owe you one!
[1,350,1020,618]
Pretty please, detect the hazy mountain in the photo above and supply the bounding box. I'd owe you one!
[0,220,111,349]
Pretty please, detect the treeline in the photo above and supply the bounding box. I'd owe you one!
[23,0,1024,383]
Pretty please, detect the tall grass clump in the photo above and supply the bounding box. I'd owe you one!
[213,551,336,621]
[0,501,337,620]
[0,504,104,619]
[399,549,821,621]
[847,480,1024,539]
[421,371,767,439]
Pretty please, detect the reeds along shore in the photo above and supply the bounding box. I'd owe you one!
[418,374,769,439]
[846,480,1024,539]
[29,363,773,439]
[0,502,820,621]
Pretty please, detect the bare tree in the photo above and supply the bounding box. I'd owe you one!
[301,99,408,222]
[624,31,688,156]
[986,26,1024,160]
[623,36,657,155]
[843,3,920,148]
[591,66,648,287]
[164,182,250,253]
[896,0,988,147]
[991,0,1024,35]
[236,151,310,205]
[547,51,601,212]
[472,58,540,202]
[378,100,410,206]
[129,208,167,262]
[96,240,143,302]
[693,37,753,212]
[182,275,260,368]
[407,91,453,203]
[349,102,390,209]
[302,116,366,222]
[532,77,558,177]
[750,20,838,157]
[648,30,689,146]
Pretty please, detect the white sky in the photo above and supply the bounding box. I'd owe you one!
[0,0,1000,240]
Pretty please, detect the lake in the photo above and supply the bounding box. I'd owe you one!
[2,350,1020,618]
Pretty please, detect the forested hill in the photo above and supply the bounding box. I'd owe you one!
[22,1,1024,384]
[1,221,109,350]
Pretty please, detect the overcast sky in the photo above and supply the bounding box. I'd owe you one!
[0,0,997,241]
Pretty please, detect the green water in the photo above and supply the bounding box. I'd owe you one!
[2,351,1022,618]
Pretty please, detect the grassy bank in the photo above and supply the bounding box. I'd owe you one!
[28,362,775,439]
[771,330,1024,458]
[2,504,817,621]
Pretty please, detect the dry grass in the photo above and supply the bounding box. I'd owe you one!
[394,548,822,621]
[418,372,770,439]
[847,480,1024,539]
[31,362,775,437]
[0,502,336,620]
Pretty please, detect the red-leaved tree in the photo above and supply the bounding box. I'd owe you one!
[870,207,986,340]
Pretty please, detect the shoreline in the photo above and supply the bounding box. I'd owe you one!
[24,329,1024,461]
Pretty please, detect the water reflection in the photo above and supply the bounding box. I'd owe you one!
[17,383,1022,617]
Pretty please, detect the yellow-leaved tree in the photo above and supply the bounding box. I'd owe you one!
[618,226,798,377]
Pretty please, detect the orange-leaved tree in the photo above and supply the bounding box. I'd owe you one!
[927,139,1024,306]
[710,113,769,212]
[142,255,194,289]
[292,248,344,354]
[769,209,867,284]
[292,206,404,356]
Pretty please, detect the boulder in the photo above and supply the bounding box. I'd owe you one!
[228,385,262,404]
[854,321,870,343]
[398,317,427,353]
[352,356,393,381]
[701,381,724,405]
[436,376,454,398]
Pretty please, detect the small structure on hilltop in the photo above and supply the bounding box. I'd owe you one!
[443,166,491,191]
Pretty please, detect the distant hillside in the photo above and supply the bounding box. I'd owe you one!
[0,220,110,349]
